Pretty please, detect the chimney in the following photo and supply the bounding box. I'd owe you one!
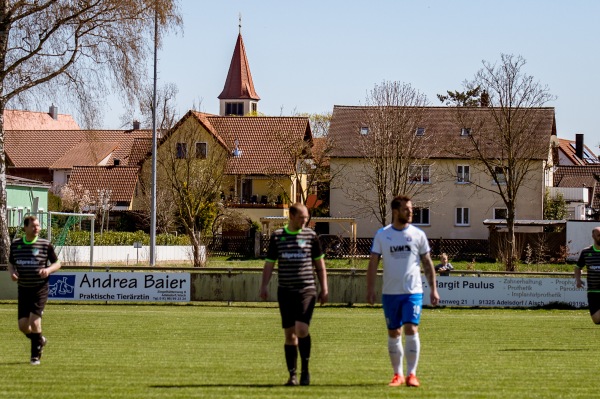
[133,120,140,130]
[575,133,584,161]
[113,158,120,166]
[49,104,58,120]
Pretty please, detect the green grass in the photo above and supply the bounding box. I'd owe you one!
[97,254,575,272]
[201,256,575,272]
[2,303,598,398]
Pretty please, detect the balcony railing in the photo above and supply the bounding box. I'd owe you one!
[223,196,288,209]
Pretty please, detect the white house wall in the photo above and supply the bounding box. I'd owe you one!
[330,158,545,240]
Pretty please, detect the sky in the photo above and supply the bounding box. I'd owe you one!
[98,0,600,148]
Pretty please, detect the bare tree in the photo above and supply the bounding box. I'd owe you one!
[450,54,555,271]
[0,0,182,264]
[346,81,436,226]
[139,119,228,267]
[120,82,179,132]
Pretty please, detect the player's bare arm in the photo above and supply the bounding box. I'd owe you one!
[366,253,380,305]
[260,261,275,300]
[314,258,328,305]
[574,266,585,288]
[421,252,439,306]
[39,260,61,279]
[8,263,18,281]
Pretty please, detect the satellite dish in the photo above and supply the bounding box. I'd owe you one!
[233,139,242,157]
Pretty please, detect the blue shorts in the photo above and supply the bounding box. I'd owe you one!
[382,293,423,330]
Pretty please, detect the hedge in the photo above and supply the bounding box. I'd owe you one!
[8,228,191,246]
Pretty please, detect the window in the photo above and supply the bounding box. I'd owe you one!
[494,166,506,184]
[457,165,470,183]
[415,127,425,136]
[360,126,369,135]
[176,142,187,159]
[409,165,430,183]
[569,143,600,164]
[195,142,207,159]
[461,127,471,136]
[413,207,430,225]
[225,102,244,116]
[494,208,508,219]
[456,207,470,226]
[251,103,257,113]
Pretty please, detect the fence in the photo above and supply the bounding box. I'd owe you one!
[199,232,570,262]
[489,230,566,262]
[205,233,492,260]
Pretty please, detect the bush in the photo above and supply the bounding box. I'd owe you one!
[56,230,191,246]
[10,227,191,246]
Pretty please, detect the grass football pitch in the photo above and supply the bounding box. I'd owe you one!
[1,303,599,399]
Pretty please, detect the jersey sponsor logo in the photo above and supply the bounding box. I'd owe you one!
[15,259,38,265]
[281,252,307,259]
[390,245,411,253]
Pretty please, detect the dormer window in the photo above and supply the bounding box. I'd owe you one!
[415,127,425,136]
[461,127,471,136]
[360,126,369,135]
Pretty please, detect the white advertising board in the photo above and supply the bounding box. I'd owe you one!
[48,272,191,302]
[423,276,587,308]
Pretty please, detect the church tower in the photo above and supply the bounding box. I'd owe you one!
[218,20,260,116]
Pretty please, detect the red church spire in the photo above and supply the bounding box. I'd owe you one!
[218,32,260,101]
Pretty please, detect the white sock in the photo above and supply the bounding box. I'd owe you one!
[405,333,420,375]
[387,336,403,375]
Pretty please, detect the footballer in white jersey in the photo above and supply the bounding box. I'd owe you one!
[371,223,430,295]
[366,195,439,388]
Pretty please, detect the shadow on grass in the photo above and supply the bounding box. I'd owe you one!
[499,348,587,352]
[150,383,382,389]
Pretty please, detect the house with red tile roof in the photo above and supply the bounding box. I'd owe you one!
[68,166,141,211]
[556,135,600,166]
[4,105,80,130]
[132,27,317,223]
[328,105,557,240]
[134,110,313,221]
[5,129,152,205]
[551,134,600,220]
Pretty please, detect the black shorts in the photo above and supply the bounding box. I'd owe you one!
[588,292,600,315]
[277,286,317,329]
[18,284,49,319]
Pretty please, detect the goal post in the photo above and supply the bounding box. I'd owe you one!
[44,211,96,268]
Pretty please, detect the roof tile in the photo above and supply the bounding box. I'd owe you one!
[4,109,80,130]
[5,130,151,168]
[329,105,555,160]
[68,166,140,203]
